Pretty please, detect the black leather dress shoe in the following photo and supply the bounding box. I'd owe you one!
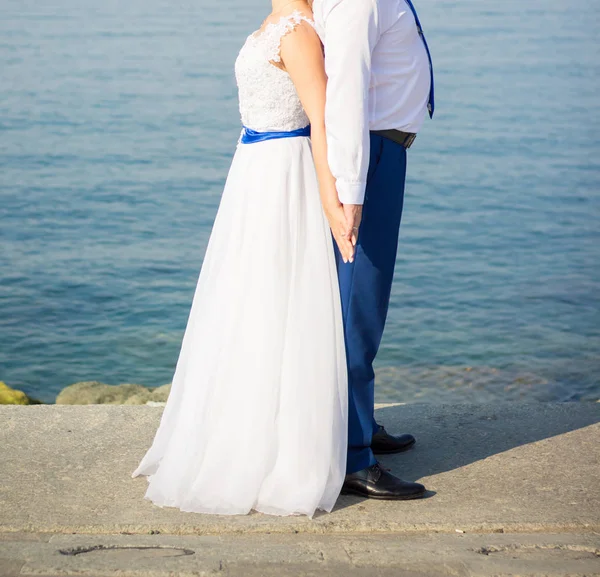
[371,425,416,454]
[341,463,426,500]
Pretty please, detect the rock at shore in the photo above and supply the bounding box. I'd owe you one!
[55,381,171,405]
[0,382,42,405]
[148,383,171,402]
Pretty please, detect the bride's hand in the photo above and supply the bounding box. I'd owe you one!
[323,200,355,263]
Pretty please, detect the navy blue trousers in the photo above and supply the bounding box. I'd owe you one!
[334,133,407,474]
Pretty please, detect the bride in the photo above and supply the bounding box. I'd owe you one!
[131,0,353,517]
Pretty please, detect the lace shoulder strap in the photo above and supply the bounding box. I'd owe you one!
[260,10,318,63]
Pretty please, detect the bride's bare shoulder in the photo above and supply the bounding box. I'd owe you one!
[281,8,318,36]
[254,3,315,35]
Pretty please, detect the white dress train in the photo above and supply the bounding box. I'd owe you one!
[132,11,348,518]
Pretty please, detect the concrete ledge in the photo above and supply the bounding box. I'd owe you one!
[2,403,599,575]
[2,531,600,577]
[1,403,599,537]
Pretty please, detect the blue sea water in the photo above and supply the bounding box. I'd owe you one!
[1,0,599,404]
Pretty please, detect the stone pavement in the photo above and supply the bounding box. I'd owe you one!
[1,403,599,575]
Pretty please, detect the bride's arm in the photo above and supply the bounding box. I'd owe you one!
[279,21,354,263]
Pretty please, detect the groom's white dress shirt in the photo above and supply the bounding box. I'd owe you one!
[312,0,432,205]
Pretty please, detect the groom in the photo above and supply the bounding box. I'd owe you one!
[313,0,434,499]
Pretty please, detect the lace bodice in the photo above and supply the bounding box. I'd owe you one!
[235,11,316,132]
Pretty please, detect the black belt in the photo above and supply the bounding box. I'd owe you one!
[370,129,417,149]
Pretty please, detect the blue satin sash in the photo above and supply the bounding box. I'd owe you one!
[240,125,310,144]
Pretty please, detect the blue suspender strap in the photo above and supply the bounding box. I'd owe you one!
[404,0,435,118]
[240,125,311,144]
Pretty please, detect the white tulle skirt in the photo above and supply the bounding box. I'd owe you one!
[132,136,348,518]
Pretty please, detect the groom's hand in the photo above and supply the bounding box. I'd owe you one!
[323,200,355,264]
[343,204,363,247]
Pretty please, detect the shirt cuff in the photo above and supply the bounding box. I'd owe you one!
[336,180,366,205]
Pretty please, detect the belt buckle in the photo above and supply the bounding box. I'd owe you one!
[404,133,417,149]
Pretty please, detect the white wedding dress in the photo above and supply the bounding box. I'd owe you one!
[132,11,348,518]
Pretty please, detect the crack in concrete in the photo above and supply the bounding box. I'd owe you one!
[58,544,195,557]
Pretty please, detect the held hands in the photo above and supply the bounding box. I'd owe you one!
[324,200,354,263]
[343,203,363,250]
[323,201,363,264]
